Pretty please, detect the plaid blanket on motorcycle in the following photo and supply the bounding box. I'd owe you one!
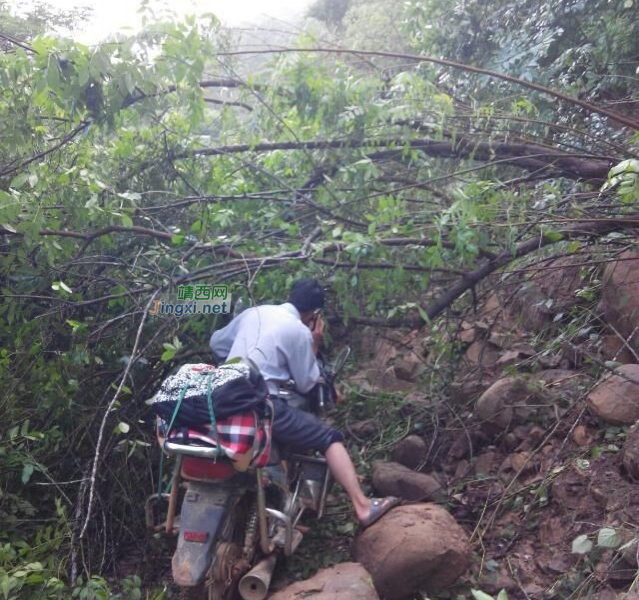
[157,407,272,469]
[153,363,272,470]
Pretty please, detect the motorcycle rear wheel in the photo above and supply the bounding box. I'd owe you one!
[178,495,253,600]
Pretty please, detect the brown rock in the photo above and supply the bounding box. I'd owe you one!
[503,433,519,450]
[394,357,422,381]
[587,456,639,513]
[489,331,511,348]
[551,468,590,510]
[619,529,638,567]
[268,562,379,600]
[512,425,531,441]
[601,334,636,364]
[459,328,476,344]
[449,431,483,460]
[622,421,639,479]
[453,460,470,479]
[496,350,524,369]
[346,370,376,393]
[538,353,562,368]
[588,364,639,425]
[355,326,383,359]
[398,394,431,418]
[512,342,536,356]
[512,255,584,333]
[590,587,617,600]
[601,249,639,353]
[365,366,412,392]
[391,435,427,470]
[572,425,593,447]
[354,504,471,600]
[465,339,501,371]
[473,451,496,475]
[476,568,517,595]
[448,376,490,404]
[510,451,533,474]
[536,369,589,403]
[475,377,541,431]
[372,461,444,502]
[347,419,379,440]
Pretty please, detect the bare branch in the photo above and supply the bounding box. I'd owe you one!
[179,137,613,182]
[216,47,639,130]
[0,123,89,178]
[424,214,639,320]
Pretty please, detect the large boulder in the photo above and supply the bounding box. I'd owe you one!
[475,376,542,432]
[601,250,639,353]
[354,504,471,600]
[587,364,639,425]
[372,461,445,502]
[268,562,379,600]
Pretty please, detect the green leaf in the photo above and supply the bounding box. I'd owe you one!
[116,422,130,434]
[471,590,495,600]
[496,591,509,600]
[609,161,639,178]
[161,349,176,362]
[52,281,73,294]
[21,463,35,484]
[597,527,621,548]
[543,231,563,243]
[1,575,12,598]
[10,173,29,189]
[571,534,593,554]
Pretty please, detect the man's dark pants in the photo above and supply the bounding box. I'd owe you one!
[270,396,343,453]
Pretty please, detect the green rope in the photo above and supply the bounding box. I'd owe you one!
[156,370,225,497]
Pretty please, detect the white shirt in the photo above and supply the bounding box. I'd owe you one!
[209,303,320,395]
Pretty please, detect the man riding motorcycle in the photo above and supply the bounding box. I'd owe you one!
[209,278,398,528]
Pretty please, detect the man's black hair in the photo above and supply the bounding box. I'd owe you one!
[288,279,325,312]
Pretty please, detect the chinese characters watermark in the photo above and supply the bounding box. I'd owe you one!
[149,285,232,317]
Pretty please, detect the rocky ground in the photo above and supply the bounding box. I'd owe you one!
[270,249,639,600]
[131,249,639,600]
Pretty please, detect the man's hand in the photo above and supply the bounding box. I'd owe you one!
[310,313,324,355]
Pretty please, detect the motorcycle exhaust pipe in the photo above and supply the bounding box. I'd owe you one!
[238,554,277,600]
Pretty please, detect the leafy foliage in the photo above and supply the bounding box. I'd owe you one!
[1,0,638,595]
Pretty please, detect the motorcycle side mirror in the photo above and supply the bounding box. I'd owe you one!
[331,346,351,376]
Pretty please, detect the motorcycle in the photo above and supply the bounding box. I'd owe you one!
[146,347,351,600]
